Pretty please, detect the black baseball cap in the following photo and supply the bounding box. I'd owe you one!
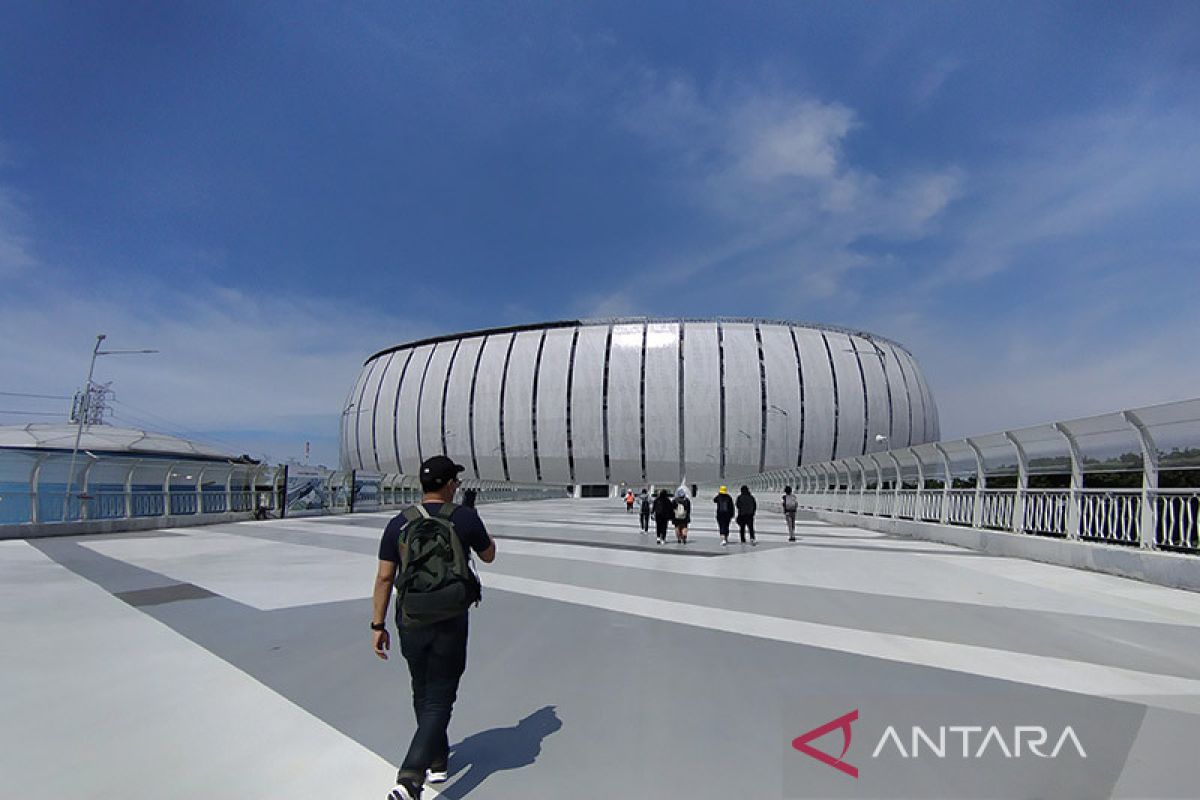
[419,455,464,491]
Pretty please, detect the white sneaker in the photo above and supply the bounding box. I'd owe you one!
[387,780,419,800]
[426,768,448,784]
[721,539,728,546]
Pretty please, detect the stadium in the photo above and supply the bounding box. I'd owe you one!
[339,318,940,488]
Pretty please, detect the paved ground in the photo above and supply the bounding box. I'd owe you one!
[4,497,1200,798]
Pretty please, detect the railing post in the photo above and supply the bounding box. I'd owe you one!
[196,466,206,516]
[1005,431,1028,534]
[887,452,903,519]
[935,443,952,524]
[1054,423,1083,540]
[29,455,45,524]
[279,465,289,518]
[868,454,883,517]
[225,467,233,513]
[1124,410,1159,550]
[124,460,138,519]
[855,458,867,514]
[966,438,986,529]
[913,451,925,519]
[80,455,97,521]
[163,461,177,518]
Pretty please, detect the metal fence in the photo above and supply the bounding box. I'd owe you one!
[750,397,1200,554]
[0,450,568,530]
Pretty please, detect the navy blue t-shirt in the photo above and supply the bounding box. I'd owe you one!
[378,502,493,564]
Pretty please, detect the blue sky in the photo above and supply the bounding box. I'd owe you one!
[1,2,1197,468]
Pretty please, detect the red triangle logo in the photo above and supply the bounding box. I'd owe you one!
[792,709,859,779]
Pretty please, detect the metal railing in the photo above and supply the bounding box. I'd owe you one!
[752,397,1200,554]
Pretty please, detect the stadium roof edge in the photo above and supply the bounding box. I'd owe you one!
[364,317,915,365]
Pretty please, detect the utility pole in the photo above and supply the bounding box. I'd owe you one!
[62,334,159,521]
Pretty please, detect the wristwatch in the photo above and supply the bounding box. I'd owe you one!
[370,622,386,631]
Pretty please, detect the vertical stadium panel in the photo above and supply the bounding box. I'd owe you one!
[571,325,609,483]
[643,321,680,484]
[536,328,573,484]
[897,348,931,445]
[892,346,925,446]
[879,342,913,449]
[372,353,403,473]
[341,365,371,470]
[827,331,867,459]
[502,331,541,483]
[607,323,644,486]
[920,363,940,441]
[793,327,835,463]
[721,322,762,479]
[472,334,511,481]
[418,343,455,466]
[760,324,801,471]
[851,334,891,453]
[356,359,387,469]
[682,321,721,483]
[395,344,434,475]
[443,336,483,473]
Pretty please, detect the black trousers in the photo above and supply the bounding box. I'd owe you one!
[717,514,732,537]
[655,516,670,538]
[397,613,469,780]
[737,514,755,542]
[640,510,650,531]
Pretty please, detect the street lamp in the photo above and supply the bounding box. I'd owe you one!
[63,334,159,520]
[768,404,792,464]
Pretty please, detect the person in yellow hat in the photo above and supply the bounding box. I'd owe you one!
[712,485,735,546]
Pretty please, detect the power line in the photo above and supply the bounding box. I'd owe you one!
[0,391,71,400]
[107,408,276,463]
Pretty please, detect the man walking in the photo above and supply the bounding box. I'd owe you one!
[372,456,497,800]
[735,485,757,545]
[782,485,799,542]
[712,485,734,546]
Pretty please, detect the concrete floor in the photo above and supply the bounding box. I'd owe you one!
[3,498,1200,799]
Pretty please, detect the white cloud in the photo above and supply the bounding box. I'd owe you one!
[732,99,856,183]
[0,187,36,278]
[931,106,1200,285]
[616,75,964,303]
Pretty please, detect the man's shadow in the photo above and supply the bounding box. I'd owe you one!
[438,705,563,798]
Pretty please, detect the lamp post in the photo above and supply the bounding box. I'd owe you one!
[63,334,159,520]
[768,404,791,464]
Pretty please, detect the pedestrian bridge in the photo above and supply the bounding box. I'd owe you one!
[4,497,1199,798]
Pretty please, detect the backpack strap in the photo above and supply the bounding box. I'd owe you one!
[436,501,457,520]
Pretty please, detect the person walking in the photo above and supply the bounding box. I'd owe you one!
[672,487,692,544]
[782,485,798,542]
[712,485,734,546]
[735,485,757,545]
[651,488,673,545]
[625,489,635,513]
[372,456,497,800]
[638,489,651,533]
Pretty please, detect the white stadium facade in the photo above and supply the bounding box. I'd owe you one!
[339,318,940,488]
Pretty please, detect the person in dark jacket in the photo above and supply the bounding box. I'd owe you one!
[638,490,651,533]
[651,489,674,545]
[671,487,692,544]
[712,485,735,546]
[736,485,757,545]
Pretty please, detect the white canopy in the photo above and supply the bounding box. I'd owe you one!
[0,423,233,460]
